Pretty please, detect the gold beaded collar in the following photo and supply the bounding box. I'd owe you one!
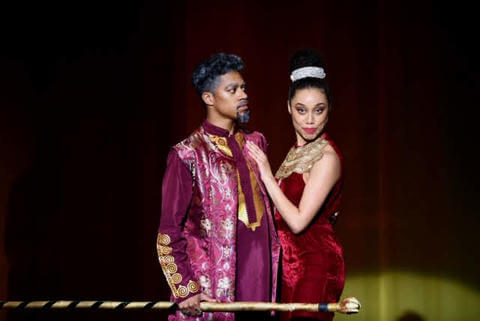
[275,135,328,179]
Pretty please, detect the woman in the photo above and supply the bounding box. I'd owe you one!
[247,49,359,320]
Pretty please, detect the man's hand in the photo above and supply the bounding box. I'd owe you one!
[178,293,215,317]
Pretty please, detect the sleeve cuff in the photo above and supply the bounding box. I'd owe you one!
[173,282,201,303]
[157,233,200,301]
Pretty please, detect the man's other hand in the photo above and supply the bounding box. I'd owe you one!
[179,293,215,316]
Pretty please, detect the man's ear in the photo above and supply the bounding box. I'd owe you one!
[202,92,215,106]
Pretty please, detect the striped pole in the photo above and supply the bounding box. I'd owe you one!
[0,300,360,313]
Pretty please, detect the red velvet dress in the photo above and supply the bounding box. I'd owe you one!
[275,135,345,321]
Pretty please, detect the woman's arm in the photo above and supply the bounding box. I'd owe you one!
[247,141,340,234]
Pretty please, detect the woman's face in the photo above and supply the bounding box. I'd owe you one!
[288,87,329,145]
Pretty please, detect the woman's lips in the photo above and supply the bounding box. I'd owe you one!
[303,127,317,134]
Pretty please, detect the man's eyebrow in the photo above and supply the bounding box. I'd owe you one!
[225,82,239,88]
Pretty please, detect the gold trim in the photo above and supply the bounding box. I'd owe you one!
[156,233,199,298]
[327,303,340,312]
[158,233,171,245]
[187,280,200,292]
[208,135,232,157]
[177,286,188,297]
[275,136,328,179]
[208,132,265,231]
[171,273,182,284]
[236,133,265,231]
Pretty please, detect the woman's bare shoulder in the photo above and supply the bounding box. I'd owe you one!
[317,143,340,166]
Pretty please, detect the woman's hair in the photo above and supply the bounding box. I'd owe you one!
[191,53,244,96]
[288,49,331,108]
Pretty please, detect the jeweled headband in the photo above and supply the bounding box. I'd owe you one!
[290,66,326,82]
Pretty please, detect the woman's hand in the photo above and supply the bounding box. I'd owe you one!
[246,141,273,182]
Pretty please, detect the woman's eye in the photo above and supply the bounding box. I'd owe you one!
[297,108,305,114]
[315,108,325,114]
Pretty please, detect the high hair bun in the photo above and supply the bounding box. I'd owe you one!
[287,48,331,106]
[289,48,326,73]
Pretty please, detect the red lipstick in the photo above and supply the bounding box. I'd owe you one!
[303,127,317,134]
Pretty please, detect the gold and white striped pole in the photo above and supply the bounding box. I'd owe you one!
[0,299,360,314]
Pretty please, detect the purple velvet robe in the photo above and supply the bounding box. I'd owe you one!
[157,121,280,321]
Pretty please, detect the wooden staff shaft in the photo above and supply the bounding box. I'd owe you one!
[0,300,340,312]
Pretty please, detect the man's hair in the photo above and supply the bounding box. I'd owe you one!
[191,53,244,96]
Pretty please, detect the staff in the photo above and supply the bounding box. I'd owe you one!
[0,298,360,313]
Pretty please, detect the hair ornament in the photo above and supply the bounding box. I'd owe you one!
[290,66,326,82]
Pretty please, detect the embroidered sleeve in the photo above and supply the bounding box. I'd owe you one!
[157,150,199,302]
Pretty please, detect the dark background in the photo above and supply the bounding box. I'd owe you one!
[1,1,479,320]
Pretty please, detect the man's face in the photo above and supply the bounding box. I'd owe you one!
[209,71,249,123]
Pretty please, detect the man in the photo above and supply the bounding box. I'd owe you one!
[156,53,280,321]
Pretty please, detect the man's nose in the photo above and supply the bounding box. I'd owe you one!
[239,88,247,99]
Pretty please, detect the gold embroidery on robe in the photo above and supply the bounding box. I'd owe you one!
[234,133,265,231]
[208,133,265,231]
[156,233,199,298]
[208,135,232,157]
[275,135,328,179]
